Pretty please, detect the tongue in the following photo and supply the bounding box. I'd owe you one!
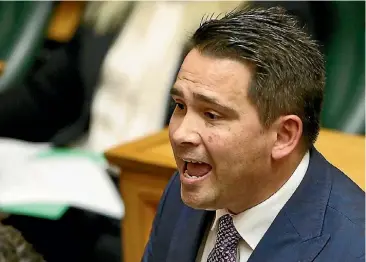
[186,163,212,177]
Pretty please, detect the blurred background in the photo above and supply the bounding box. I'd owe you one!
[0,1,364,262]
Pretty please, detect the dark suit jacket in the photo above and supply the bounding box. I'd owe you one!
[142,148,365,262]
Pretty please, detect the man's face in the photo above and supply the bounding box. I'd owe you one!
[169,49,274,213]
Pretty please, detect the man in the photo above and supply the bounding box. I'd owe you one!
[142,6,365,262]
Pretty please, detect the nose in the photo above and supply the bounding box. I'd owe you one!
[170,114,200,147]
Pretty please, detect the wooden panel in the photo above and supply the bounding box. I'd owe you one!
[315,129,365,189]
[0,61,4,75]
[120,171,172,262]
[106,129,176,173]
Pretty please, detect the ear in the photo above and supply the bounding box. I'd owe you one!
[271,115,303,160]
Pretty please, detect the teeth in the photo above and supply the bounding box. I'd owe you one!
[184,170,200,179]
[183,159,203,164]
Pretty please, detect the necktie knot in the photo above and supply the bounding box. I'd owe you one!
[207,214,241,262]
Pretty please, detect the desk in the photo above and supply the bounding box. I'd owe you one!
[105,128,365,262]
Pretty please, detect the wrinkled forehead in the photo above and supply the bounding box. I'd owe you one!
[176,49,253,102]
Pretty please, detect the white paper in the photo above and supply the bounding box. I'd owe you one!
[0,138,124,219]
[0,138,50,171]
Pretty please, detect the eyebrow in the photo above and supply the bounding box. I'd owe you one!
[170,87,239,118]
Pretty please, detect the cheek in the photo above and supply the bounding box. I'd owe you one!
[208,135,213,143]
[205,131,239,157]
[206,124,267,165]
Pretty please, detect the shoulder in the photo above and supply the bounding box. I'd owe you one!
[327,164,364,227]
[143,172,183,261]
[322,164,365,259]
[157,172,184,226]
[159,172,182,211]
[154,172,183,232]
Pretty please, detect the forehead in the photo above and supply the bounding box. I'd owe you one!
[176,49,252,101]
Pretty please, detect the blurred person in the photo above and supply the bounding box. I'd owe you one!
[142,6,365,262]
[0,224,45,262]
[0,1,134,144]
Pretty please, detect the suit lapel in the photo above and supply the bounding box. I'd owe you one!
[166,206,214,262]
[247,210,330,262]
[249,148,332,262]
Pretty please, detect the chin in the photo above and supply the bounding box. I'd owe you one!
[181,189,217,210]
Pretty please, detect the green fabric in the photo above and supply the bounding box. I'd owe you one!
[321,1,365,134]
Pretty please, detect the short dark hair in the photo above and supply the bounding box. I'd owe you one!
[190,6,325,147]
[0,225,45,262]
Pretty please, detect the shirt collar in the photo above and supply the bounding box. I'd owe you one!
[210,151,310,250]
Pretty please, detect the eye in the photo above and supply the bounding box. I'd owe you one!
[175,102,185,110]
[170,97,186,111]
[204,112,219,120]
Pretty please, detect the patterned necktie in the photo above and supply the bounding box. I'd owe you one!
[207,214,241,262]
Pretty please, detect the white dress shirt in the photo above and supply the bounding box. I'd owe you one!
[197,151,310,262]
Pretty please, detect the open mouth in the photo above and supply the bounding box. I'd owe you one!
[182,159,212,180]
